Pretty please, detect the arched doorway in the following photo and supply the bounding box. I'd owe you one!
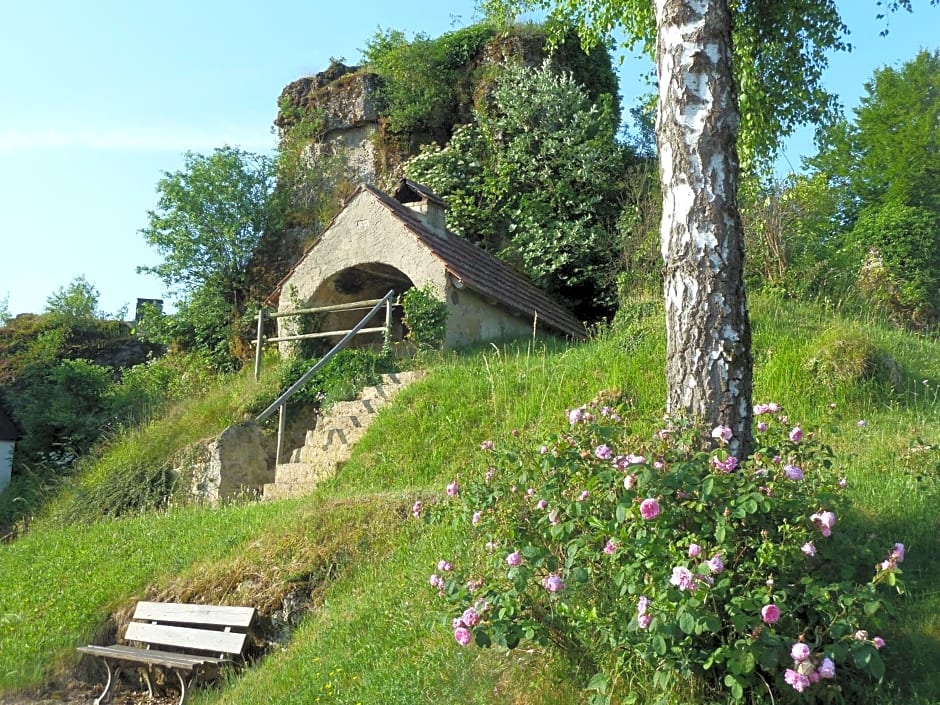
[301,263,414,352]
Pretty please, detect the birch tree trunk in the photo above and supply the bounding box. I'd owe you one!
[655,0,754,457]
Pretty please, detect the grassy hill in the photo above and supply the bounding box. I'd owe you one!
[1,294,938,704]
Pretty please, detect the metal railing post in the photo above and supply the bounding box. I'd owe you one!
[276,404,286,466]
[254,307,265,381]
[384,297,392,351]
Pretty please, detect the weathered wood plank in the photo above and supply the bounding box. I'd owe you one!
[124,622,247,655]
[77,644,224,670]
[132,601,255,628]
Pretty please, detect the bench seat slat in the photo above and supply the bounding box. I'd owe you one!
[77,644,226,670]
[133,601,255,628]
[124,622,247,655]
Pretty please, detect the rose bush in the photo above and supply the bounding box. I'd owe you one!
[428,401,906,703]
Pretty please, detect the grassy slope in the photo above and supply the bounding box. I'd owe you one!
[1,296,938,703]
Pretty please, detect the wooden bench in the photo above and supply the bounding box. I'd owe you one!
[77,601,256,705]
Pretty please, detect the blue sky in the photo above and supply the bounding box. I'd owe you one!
[1,1,937,318]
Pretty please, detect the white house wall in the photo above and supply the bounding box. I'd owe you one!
[444,283,536,348]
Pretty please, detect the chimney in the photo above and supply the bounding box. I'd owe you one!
[393,179,448,236]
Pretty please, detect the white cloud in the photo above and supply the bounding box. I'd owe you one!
[0,124,277,154]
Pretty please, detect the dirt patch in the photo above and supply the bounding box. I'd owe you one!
[0,680,180,705]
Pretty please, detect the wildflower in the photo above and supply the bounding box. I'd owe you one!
[670,566,695,591]
[578,490,590,501]
[542,574,565,593]
[688,543,702,558]
[639,498,661,520]
[873,636,885,649]
[711,425,733,443]
[838,476,847,488]
[429,574,443,588]
[785,669,811,693]
[525,487,535,498]
[539,445,549,455]
[603,539,617,555]
[506,551,522,567]
[623,474,637,490]
[855,630,868,641]
[637,595,650,616]
[891,543,905,563]
[454,626,471,646]
[471,511,482,526]
[461,608,479,627]
[818,657,836,679]
[810,510,837,537]
[411,500,423,518]
[857,419,867,427]
[761,604,781,624]
[637,614,652,629]
[757,421,768,433]
[595,444,613,460]
[711,455,738,473]
[784,464,804,481]
[437,559,452,572]
[446,481,459,497]
[536,499,548,510]
[791,642,811,662]
[568,407,585,425]
[484,467,495,483]
[480,440,494,451]
[548,508,561,525]
[801,542,816,557]
[707,554,724,574]
[789,426,804,443]
[754,402,781,415]
[653,460,664,470]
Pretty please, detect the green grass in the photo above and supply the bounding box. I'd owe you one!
[1,294,939,703]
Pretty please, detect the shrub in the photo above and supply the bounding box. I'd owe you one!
[428,402,906,703]
[804,325,903,392]
[402,285,448,350]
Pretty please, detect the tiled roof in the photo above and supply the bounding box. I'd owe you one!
[364,183,586,339]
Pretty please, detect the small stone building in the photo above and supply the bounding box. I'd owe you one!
[0,400,21,493]
[267,179,585,350]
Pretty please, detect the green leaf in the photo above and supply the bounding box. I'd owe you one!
[652,634,667,656]
[679,612,695,635]
[864,600,881,616]
[587,672,609,693]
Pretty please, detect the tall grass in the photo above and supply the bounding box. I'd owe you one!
[1,294,939,703]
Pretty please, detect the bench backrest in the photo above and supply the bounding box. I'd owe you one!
[124,601,256,656]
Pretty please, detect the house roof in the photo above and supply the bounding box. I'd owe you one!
[268,181,586,340]
[0,399,21,442]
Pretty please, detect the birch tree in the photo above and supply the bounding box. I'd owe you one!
[483,0,939,457]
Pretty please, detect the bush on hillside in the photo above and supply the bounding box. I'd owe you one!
[428,402,906,703]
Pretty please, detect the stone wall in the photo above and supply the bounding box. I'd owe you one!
[188,421,272,503]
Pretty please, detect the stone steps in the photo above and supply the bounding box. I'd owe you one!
[261,371,424,500]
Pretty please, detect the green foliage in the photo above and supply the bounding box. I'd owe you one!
[852,201,940,326]
[0,293,11,326]
[482,0,848,173]
[363,24,496,134]
[402,285,448,350]
[43,275,103,322]
[139,147,281,306]
[436,407,905,702]
[806,50,940,326]
[273,348,393,413]
[404,61,629,319]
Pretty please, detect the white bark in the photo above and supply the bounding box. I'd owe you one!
[655,0,753,456]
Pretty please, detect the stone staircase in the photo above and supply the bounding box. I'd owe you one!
[261,371,424,500]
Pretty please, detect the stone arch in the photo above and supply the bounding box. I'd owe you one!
[303,262,415,350]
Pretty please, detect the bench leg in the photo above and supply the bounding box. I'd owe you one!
[172,668,194,705]
[92,659,121,705]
